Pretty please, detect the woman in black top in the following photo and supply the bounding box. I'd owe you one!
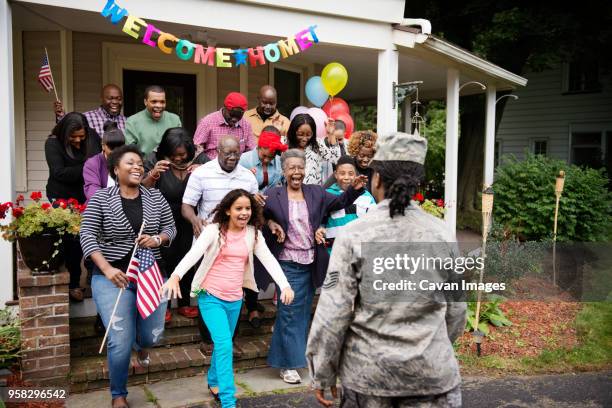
[142,127,209,319]
[80,145,176,408]
[45,112,101,300]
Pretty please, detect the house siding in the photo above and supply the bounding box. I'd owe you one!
[248,65,269,108]
[497,63,612,163]
[23,31,62,198]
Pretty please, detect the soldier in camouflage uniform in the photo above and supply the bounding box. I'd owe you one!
[306,132,466,408]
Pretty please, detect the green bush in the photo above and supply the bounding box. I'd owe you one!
[494,154,612,242]
[0,308,21,368]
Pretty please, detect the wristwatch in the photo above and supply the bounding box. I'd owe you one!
[152,235,162,247]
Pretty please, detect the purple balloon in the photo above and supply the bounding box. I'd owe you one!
[290,106,309,121]
[307,107,329,139]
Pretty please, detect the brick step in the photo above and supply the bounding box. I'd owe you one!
[71,319,275,357]
[69,334,272,393]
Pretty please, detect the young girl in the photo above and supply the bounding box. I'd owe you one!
[160,189,294,408]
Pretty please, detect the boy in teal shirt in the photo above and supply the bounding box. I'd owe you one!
[323,156,376,253]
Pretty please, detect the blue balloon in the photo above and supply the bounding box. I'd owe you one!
[305,76,329,107]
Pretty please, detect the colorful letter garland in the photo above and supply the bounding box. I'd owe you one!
[101,0,320,68]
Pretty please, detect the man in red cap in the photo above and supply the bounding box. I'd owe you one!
[193,92,255,159]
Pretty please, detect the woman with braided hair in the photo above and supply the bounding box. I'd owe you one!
[307,132,466,408]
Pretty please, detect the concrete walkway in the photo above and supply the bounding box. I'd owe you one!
[67,369,612,407]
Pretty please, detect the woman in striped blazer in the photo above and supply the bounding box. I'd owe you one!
[80,144,176,408]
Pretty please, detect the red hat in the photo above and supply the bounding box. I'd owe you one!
[258,131,288,154]
[224,92,248,111]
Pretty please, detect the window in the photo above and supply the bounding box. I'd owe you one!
[565,60,601,93]
[533,140,548,156]
[571,132,604,168]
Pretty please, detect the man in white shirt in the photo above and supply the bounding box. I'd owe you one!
[182,135,259,236]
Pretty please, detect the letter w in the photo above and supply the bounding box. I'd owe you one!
[101,0,128,24]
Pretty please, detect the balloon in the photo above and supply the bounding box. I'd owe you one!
[332,111,354,139]
[322,97,349,118]
[306,107,328,139]
[321,62,348,97]
[290,106,309,121]
[305,76,329,107]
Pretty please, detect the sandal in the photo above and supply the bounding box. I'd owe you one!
[136,351,150,368]
[208,385,220,402]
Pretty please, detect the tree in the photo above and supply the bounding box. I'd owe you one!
[405,1,612,229]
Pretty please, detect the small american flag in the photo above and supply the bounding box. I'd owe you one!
[38,54,55,93]
[126,248,164,319]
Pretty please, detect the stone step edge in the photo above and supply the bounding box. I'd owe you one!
[70,334,272,386]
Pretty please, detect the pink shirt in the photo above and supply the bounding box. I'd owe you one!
[193,110,256,159]
[201,228,248,301]
[279,200,315,264]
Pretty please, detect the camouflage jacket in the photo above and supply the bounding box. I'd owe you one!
[306,200,467,397]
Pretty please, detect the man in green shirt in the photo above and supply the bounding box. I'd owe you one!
[125,85,182,154]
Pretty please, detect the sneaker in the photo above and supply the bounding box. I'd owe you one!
[164,310,172,323]
[280,369,301,384]
[177,306,199,318]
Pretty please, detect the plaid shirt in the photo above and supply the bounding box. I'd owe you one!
[193,110,255,159]
[57,106,126,137]
[85,106,126,137]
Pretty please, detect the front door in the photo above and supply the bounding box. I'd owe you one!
[123,70,197,135]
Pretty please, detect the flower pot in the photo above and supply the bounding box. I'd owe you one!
[17,234,65,274]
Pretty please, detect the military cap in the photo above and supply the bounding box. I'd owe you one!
[372,132,427,164]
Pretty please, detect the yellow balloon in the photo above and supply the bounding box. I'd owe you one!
[321,62,348,97]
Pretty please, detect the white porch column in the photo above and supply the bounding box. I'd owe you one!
[0,0,16,304]
[376,47,398,135]
[484,84,497,187]
[444,68,460,238]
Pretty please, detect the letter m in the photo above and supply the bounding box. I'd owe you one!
[101,0,128,24]
[277,38,300,58]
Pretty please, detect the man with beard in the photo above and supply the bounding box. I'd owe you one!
[53,84,126,137]
[125,85,182,155]
[193,92,256,160]
[245,85,290,142]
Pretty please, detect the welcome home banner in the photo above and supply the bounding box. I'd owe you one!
[100,0,320,68]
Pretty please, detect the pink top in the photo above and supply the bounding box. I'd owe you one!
[201,228,248,301]
[279,199,315,265]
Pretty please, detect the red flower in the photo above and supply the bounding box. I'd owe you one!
[16,194,24,204]
[67,198,79,207]
[436,199,444,208]
[41,203,51,210]
[30,191,43,202]
[54,199,67,209]
[412,192,425,202]
[78,204,87,213]
[12,207,24,218]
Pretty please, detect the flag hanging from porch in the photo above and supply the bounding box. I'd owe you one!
[38,54,55,93]
[126,248,164,319]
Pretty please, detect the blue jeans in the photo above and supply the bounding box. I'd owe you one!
[198,292,242,408]
[92,273,168,399]
[267,261,314,369]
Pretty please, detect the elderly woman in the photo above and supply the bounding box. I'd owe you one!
[142,127,209,319]
[260,148,367,384]
[286,113,340,185]
[80,145,176,408]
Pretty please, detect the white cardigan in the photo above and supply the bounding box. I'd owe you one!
[172,223,290,298]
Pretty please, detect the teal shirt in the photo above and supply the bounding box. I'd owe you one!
[125,109,182,154]
[324,183,377,253]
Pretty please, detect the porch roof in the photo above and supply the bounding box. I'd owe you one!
[13,0,527,101]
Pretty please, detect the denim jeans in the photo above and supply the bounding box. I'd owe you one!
[267,261,314,369]
[198,292,242,408]
[92,273,168,399]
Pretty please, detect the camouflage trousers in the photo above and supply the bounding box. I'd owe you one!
[340,386,462,408]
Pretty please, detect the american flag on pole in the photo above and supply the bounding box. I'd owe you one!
[126,248,164,319]
[38,54,55,93]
